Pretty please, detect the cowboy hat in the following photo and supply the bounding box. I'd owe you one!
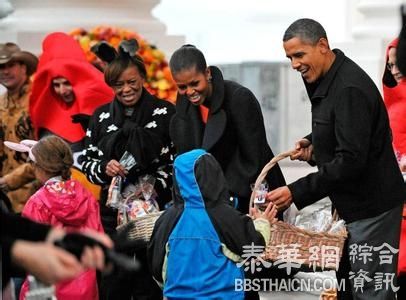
[0,43,38,76]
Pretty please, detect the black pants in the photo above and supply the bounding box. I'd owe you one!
[99,248,162,300]
[337,205,403,300]
[99,199,161,300]
[398,274,405,300]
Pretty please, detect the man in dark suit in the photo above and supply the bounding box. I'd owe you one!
[267,18,405,299]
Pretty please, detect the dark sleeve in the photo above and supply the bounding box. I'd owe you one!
[304,133,312,143]
[1,209,51,286]
[208,204,265,256]
[1,209,50,242]
[288,87,373,209]
[147,207,182,283]
[81,108,110,185]
[303,133,316,166]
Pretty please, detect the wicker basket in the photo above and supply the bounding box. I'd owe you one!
[116,211,164,242]
[320,289,337,300]
[250,150,347,271]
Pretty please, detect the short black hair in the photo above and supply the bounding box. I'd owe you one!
[283,18,328,45]
[104,54,146,87]
[169,44,207,75]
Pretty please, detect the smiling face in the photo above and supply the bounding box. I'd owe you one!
[0,60,27,91]
[112,66,145,107]
[172,66,212,106]
[283,37,332,83]
[388,47,403,84]
[52,77,75,104]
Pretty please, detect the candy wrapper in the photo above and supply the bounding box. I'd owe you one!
[106,175,122,209]
[293,202,338,232]
[106,151,138,209]
[117,176,160,224]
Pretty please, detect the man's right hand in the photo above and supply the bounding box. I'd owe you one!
[290,138,313,162]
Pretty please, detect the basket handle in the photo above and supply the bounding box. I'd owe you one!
[250,150,343,227]
[249,149,297,209]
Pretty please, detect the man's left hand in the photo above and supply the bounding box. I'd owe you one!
[266,186,293,211]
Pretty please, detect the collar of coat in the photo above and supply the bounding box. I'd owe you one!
[304,48,346,101]
[175,66,227,151]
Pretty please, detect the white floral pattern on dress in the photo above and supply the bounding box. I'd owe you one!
[99,112,110,122]
[152,107,168,116]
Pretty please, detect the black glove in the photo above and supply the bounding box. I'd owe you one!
[54,232,140,272]
[71,114,91,131]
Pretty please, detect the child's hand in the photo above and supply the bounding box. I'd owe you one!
[250,202,278,224]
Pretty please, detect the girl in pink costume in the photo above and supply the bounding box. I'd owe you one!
[5,136,103,300]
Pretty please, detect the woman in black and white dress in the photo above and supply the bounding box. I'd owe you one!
[81,40,174,300]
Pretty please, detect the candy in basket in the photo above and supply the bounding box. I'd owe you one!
[250,150,347,271]
[116,175,164,242]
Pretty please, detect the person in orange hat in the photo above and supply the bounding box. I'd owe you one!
[0,43,39,213]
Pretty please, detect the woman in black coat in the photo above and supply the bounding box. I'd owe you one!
[82,40,174,300]
[169,45,285,214]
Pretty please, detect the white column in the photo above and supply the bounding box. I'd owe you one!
[0,0,184,57]
[337,0,403,89]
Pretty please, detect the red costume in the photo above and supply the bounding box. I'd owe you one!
[383,38,406,161]
[383,38,406,276]
[30,32,114,143]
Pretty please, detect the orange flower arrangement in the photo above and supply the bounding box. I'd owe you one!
[69,26,177,102]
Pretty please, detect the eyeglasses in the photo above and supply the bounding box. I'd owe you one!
[386,63,397,71]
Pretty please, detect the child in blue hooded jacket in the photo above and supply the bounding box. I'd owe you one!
[148,149,276,299]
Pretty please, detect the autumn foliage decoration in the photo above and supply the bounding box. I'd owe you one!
[69,26,177,102]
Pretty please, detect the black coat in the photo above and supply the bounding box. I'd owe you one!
[288,49,405,223]
[169,66,285,213]
[82,89,175,233]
